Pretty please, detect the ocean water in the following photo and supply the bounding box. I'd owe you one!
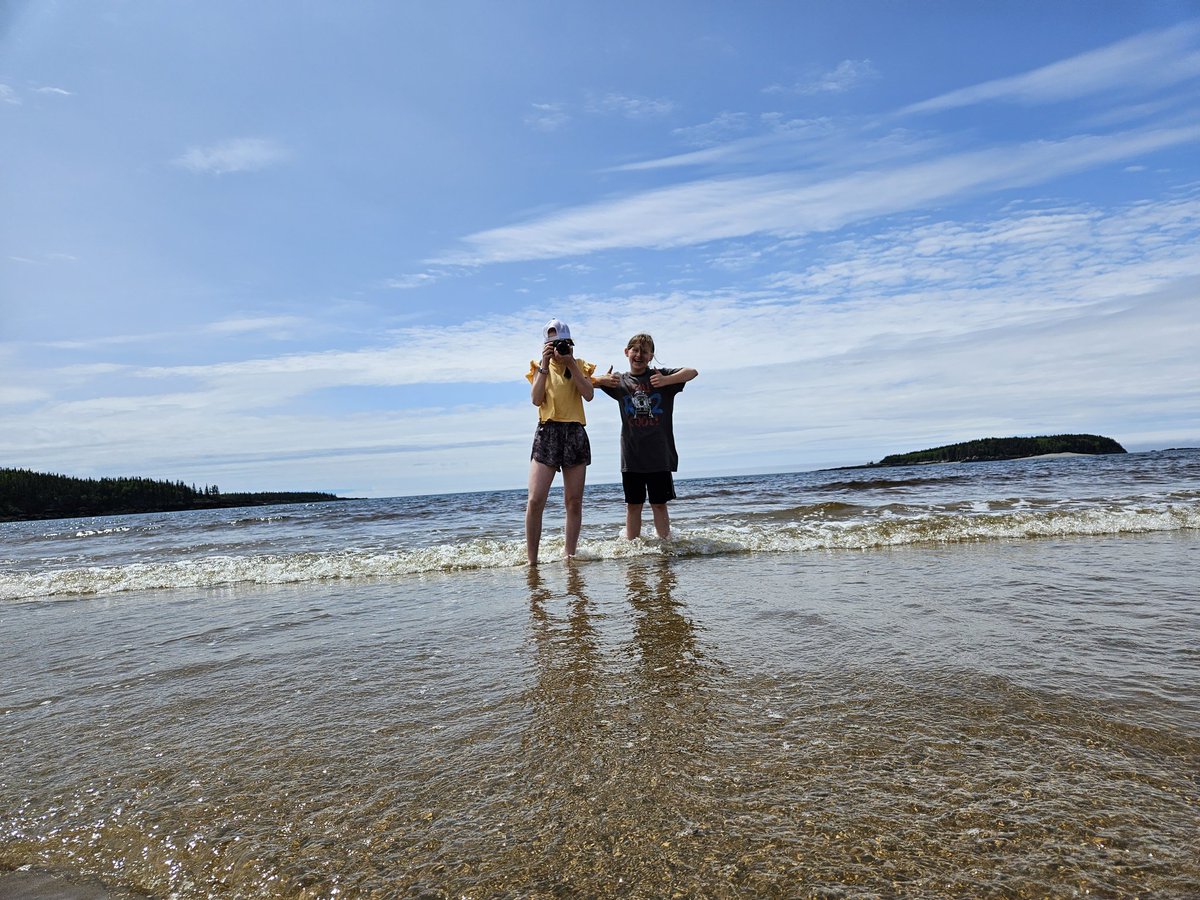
[2,450,1198,897]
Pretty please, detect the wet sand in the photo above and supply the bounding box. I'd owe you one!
[0,869,138,899]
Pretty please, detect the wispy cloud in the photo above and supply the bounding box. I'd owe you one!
[174,137,291,175]
[206,316,308,337]
[41,315,310,349]
[903,21,1200,114]
[34,85,72,96]
[672,112,752,148]
[766,59,879,95]
[0,386,46,406]
[591,92,676,119]
[441,123,1200,265]
[524,102,569,131]
[58,192,1200,395]
[0,84,19,105]
[6,252,78,266]
[381,272,440,290]
[611,141,752,173]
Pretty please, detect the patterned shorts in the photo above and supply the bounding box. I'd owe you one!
[531,421,591,470]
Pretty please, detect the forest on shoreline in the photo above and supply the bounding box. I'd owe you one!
[865,434,1126,467]
[0,468,342,521]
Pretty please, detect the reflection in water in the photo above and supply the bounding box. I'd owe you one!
[625,557,702,687]
[515,560,727,892]
[526,563,604,765]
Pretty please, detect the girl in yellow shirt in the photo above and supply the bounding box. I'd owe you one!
[525,318,596,565]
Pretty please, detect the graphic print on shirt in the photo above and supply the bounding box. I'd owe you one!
[624,382,663,427]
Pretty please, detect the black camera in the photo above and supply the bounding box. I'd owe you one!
[553,340,573,355]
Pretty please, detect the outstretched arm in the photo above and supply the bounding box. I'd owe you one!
[649,367,698,388]
[592,366,619,390]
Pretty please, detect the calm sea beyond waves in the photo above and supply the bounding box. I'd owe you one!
[2,450,1198,897]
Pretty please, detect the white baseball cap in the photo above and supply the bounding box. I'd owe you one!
[543,318,572,342]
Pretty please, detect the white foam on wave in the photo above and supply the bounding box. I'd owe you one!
[2,505,1197,601]
[73,525,134,538]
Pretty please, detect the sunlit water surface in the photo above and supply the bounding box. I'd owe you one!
[3,530,1198,897]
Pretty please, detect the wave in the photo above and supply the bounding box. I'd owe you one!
[818,474,968,491]
[4,504,1197,602]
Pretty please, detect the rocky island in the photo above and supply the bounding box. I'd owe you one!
[865,434,1126,468]
[1,467,344,521]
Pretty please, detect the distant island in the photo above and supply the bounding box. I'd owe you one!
[0,467,344,522]
[863,434,1126,468]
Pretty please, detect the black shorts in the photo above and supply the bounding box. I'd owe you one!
[531,421,591,470]
[622,471,676,505]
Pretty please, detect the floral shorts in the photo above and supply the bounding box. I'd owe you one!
[531,421,591,470]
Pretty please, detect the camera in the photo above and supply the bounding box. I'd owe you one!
[553,340,573,355]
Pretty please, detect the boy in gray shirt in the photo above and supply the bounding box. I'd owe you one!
[594,333,698,539]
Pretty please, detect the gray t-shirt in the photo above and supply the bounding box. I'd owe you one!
[600,368,685,473]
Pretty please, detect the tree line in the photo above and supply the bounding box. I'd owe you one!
[0,467,341,521]
[874,434,1126,467]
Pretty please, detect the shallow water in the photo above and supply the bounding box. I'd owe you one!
[4,450,1199,601]
[3,530,1198,897]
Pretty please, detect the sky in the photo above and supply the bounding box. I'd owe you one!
[2,1,1199,498]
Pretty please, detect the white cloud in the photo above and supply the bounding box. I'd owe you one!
[5,193,1197,494]
[1,84,20,104]
[525,102,569,131]
[903,21,1200,114]
[206,316,309,337]
[766,59,879,95]
[0,386,46,405]
[6,251,77,266]
[174,138,291,175]
[672,112,752,147]
[591,92,676,119]
[442,123,1200,265]
[614,119,843,173]
[382,272,439,290]
[611,141,751,172]
[34,86,72,96]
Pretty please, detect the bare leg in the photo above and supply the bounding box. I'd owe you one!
[624,503,643,539]
[525,461,557,565]
[650,503,671,539]
[561,463,587,557]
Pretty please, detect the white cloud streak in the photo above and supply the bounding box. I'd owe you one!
[591,92,676,119]
[903,21,1200,114]
[441,123,1200,265]
[174,138,291,175]
[525,102,569,131]
[766,59,879,96]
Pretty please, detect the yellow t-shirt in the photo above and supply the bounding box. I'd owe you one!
[526,358,597,425]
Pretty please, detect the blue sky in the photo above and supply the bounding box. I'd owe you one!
[3,2,1199,497]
